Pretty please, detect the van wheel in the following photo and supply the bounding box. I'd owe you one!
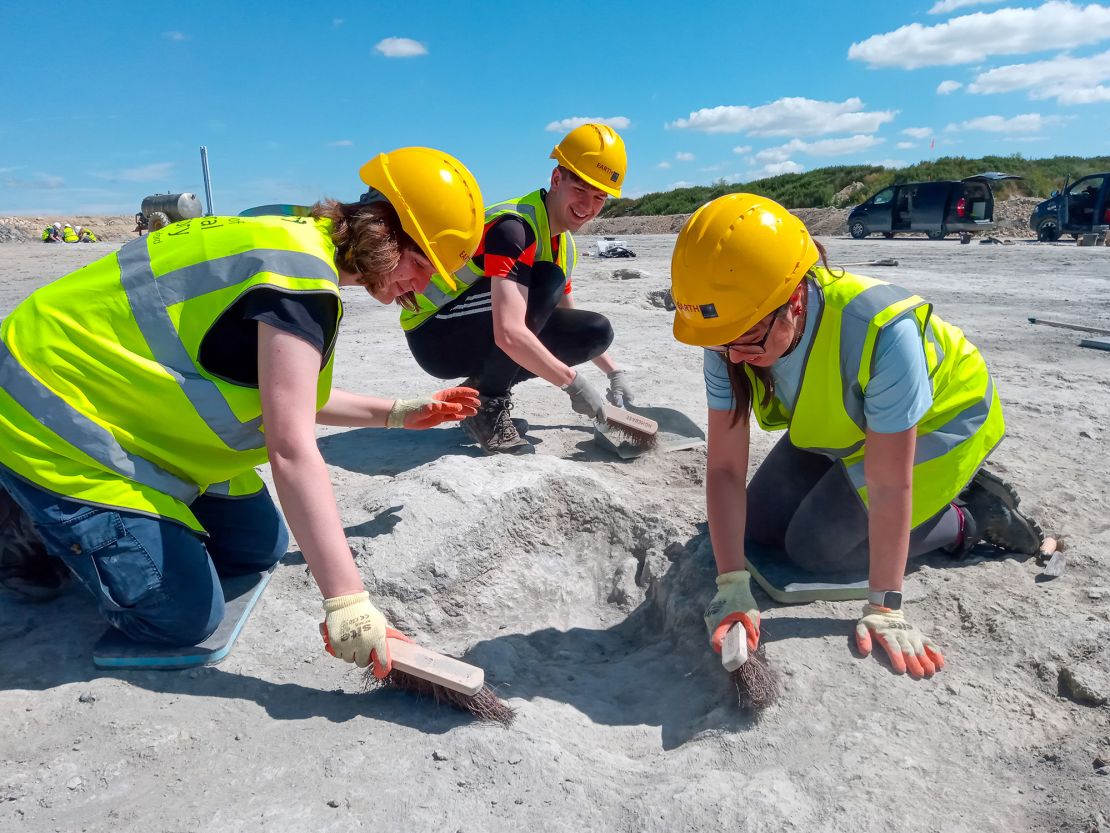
[1037,219,1060,242]
[925,229,947,241]
[882,232,895,239]
[849,221,868,239]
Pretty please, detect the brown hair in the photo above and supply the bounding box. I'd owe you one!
[311,199,419,295]
[725,239,837,427]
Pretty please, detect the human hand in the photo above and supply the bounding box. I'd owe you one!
[605,369,635,408]
[703,570,761,653]
[564,372,606,420]
[320,591,405,678]
[386,386,480,429]
[855,604,944,678]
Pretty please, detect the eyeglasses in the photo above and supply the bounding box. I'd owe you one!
[706,304,787,359]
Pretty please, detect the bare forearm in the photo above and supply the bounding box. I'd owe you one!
[706,470,748,574]
[270,448,362,598]
[315,388,394,427]
[867,484,913,591]
[591,352,618,374]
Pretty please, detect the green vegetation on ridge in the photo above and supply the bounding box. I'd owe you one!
[601,155,1110,217]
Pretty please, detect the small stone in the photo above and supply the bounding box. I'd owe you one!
[234,734,241,741]
[1059,665,1110,706]
[432,750,448,761]
[514,798,524,805]
[326,799,340,808]
[65,777,83,791]
[1087,587,1109,600]
[508,757,522,765]
[78,692,96,704]
[1080,431,1092,439]
[1097,766,1110,776]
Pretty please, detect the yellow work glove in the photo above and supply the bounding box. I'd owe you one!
[386,387,480,429]
[703,570,761,654]
[855,604,945,679]
[319,591,393,677]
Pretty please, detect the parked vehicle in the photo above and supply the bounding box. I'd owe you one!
[847,173,1020,240]
[1029,173,1110,242]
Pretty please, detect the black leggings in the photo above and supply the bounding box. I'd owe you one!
[406,263,614,397]
[746,434,962,573]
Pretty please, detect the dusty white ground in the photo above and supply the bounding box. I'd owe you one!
[0,233,1108,833]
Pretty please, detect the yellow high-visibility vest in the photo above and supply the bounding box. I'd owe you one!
[399,189,578,331]
[0,215,342,530]
[747,267,1004,527]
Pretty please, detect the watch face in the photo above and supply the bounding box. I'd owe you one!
[883,591,903,610]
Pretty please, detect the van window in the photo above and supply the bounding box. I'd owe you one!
[1068,175,1106,225]
[871,188,894,206]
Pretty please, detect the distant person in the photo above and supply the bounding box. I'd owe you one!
[670,194,1045,681]
[61,224,78,243]
[133,212,149,236]
[41,223,61,243]
[0,148,485,677]
[77,226,98,243]
[398,124,636,454]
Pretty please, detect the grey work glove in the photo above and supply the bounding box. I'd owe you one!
[564,371,607,420]
[605,369,635,408]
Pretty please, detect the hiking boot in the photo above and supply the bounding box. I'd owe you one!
[0,489,71,601]
[459,378,529,435]
[461,394,533,455]
[958,468,1044,556]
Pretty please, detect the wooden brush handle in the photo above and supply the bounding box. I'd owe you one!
[387,638,485,696]
[601,404,658,435]
[721,623,749,672]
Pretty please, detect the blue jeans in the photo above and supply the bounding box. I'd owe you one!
[0,467,289,645]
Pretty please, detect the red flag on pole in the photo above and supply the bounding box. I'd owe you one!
[930,138,936,150]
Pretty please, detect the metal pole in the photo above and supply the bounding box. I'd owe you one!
[199,146,215,216]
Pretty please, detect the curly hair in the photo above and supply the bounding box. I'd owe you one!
[311,199,419,296]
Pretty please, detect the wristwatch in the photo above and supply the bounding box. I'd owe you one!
[868,589,903,610]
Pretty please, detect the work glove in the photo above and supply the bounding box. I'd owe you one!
[605,369,635,408]
[703,570,761,654]
[564,371,607,420]
[855,604,945,679]
[386,386,480,429]
[320,591,399,678]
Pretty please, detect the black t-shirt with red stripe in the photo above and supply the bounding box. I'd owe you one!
[470,191,571,295]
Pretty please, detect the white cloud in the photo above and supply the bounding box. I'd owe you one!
[754,134,883,163]
[928,0,1003,14]
[656,161,672,169]
[937,80,963,94]
[163,31,188,41]
[849,2,1110,69]
[732,145,752,154]
[374,37,427,58]
[752,161,805,178]
[945,113,1063,133]
[113,162,176,182]
[675,151,695,161]
[667,97,895,136]
[902,126,933,138]
[327,140,353,147]
[332,18,344,27]
[968,50,1110,104]
[2,173,64,190]
[896,141,917,149]
[866,159,910,169]
[544,116,632,132]
[669,180,694,189]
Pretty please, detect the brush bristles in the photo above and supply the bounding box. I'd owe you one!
[606,421,658,450]
[362,668,515,726]
[730,647,779,712]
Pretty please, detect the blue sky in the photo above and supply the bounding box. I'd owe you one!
[3,0,1109,215]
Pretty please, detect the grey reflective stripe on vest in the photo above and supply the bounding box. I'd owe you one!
[118,240,336,451]
[842,377,995,492]
[0,338,198,504]
[837,282,923,431]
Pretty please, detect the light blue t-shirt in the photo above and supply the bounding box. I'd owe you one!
[703,280,933,434]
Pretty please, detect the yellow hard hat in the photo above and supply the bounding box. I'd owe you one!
[359,147,484,291]
[549,124,627,198]
[671,194,819,347]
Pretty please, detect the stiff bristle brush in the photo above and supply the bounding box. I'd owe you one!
[597,404,658,451]
[361,637,515,726]
[721,623,780,712]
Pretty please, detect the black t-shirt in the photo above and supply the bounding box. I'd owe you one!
[197,287,340,386]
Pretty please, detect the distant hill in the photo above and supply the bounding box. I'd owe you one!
[602,155,1110,217]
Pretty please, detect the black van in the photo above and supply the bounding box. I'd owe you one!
[847,173,1020,240]
[1029,172,1109,241]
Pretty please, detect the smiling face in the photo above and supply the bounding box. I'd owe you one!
[365,247,435,306]
[546,166,609,234]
